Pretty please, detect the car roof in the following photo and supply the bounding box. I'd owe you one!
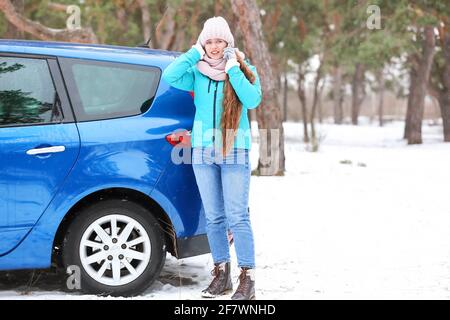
[0,39,179,68]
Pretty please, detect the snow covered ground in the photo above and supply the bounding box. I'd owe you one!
[1,120,450,300]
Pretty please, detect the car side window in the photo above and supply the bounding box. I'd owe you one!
[59,58,161,122]
[0,57,63,127]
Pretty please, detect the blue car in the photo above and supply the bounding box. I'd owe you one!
[0,39,209,296]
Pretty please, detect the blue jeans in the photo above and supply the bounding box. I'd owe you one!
[192,147,255,268]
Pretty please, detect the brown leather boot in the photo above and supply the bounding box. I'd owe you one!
[201,262,233,298]
[231,268,256,300]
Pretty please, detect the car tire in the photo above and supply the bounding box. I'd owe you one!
[62,199,166,296]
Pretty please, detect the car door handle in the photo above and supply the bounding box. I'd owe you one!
[26,146,66,155]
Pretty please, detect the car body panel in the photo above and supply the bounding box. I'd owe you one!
[0,123,81,255]
[0,40,207,270]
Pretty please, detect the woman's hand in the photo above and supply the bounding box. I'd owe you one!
[223,47,237,61]
[224,47,241,73]
[192,40,205,60]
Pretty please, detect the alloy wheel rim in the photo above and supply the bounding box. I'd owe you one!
[79,214,151,286]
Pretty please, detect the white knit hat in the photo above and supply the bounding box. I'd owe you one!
[198,16,235,48]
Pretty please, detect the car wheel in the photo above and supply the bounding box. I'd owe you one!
[62,199,166,296]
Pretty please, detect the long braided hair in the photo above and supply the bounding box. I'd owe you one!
[221,52,256,156]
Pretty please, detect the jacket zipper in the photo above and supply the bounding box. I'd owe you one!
[212,80,219,143]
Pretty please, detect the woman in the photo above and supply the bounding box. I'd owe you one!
[162,16,262,300]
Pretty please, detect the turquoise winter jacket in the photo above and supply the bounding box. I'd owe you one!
[161,47,262,150]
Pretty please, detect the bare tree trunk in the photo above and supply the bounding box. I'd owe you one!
[136,0,151,43]
[0,0,97,43]
[189,1,202,45]
[115,4,128,44]
[271,53,282,94]
[404,66,416,139]
[440,92,450,141]
[263,0,282,46]
[214,0,223,15]
[439,26,450,141]
[171,0,194,52]
[405,26,436,144]
[297,69,309,143]
[47,2,69,11]
[275,63,281,92]
[172,6,187,52]
[333,66,343,124]
[378,69,385,127]
[310,63,323,140]
[429,23,450,142]
[4,0,23,39]
[230,0,285,176]
[351,63,365,125]
[317,78,325,124]
[155,5,176,50]
[283,71,288,122]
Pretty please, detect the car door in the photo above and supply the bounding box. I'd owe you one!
[0,54,80,255]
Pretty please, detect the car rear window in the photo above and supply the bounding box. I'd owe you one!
[0,57,63,127]
[59,58,160,122]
